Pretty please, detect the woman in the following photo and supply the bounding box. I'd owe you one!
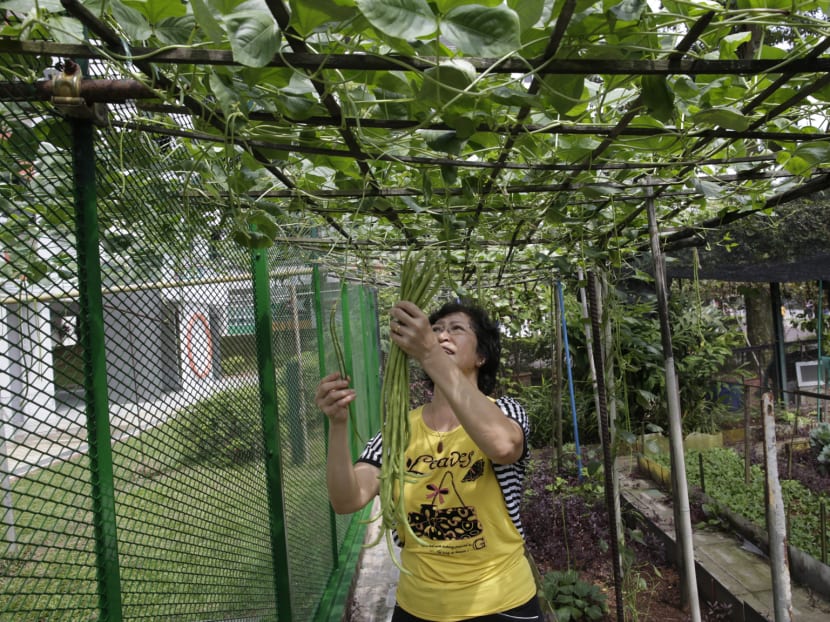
[315,299,543,622]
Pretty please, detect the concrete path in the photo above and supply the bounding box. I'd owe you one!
[346,498,399,622]
[618,459,830,621]
[347,459,830,622]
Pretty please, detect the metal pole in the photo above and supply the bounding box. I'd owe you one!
[586,271,625,621]
[252,247,293,621]
[71,116,123,621]
[577,268,601,444]
[552,281,563,470]
[312,267,341,569]
[817,280,824,422]
[770,283,788,409]
[646,187,701,622]
[557,281,583,479]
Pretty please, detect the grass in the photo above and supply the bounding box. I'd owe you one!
[1,401,335,621]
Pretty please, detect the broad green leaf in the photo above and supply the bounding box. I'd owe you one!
[436,0,501,9]
[208,72,241,116]
[691,177,723,198]
[442,5,521,57]
[233,212,277,248]
[355,0,437,39]
[661,0,723,16]
[224,0,280,68]
[0,0,63,10]
[124,0,187,22]
[540,74,586,116]
[776,141,830,176]
[672,76,700,101]
[735,0,792,8]
[419,60,477,107]
[758,44,788,60]
[442,113,478,139]
[441,164,458,185]
[718,32,752,59]
[641,75,674,122]
[490,86,542,108]
[153,16,196,45]
[190,0,225,43]
[110,0,153,41]
[289,0,359,37]
[692,107,750,131]
[507,0,545,31]
[552,135,601,160]
[608,0,647,22]
[371,88,412,120]
[44,15,85,44]
[422,130,466,155]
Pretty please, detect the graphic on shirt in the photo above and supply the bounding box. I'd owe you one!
[408,471,482,540]
[462,458,485,482]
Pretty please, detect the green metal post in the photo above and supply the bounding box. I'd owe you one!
[339,284,358,458]
[311,266,340,566]
[361,287,382,433]
[252,248,293,621]
[770,283,788,409]
[71,117,123,621]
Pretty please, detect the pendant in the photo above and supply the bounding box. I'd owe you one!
[437,440,443,453]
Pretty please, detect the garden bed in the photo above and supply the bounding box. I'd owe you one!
[522,449,693,621]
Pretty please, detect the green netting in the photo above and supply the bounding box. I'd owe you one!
[1,62,379,621]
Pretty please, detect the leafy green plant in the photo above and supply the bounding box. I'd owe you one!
[170,385,262,467]
[541,569,608,621]
[810,422,830,474]
[514,377,555,449]
[651,448,830,560]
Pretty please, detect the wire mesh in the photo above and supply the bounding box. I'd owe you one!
[1,60,380,621]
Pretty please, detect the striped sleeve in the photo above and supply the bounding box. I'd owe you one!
[357,430,383,468]
[493,395,530,538]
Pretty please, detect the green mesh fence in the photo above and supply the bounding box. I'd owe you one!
[1,55,380,621]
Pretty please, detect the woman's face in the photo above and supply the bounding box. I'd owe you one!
[431,312,482,375]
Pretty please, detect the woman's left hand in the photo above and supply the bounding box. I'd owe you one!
[389,301,440,363]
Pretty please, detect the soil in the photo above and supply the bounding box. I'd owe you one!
[523,434,830,622]
[522,449,698,622]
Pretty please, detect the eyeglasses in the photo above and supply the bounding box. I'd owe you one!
[431,322,472,337]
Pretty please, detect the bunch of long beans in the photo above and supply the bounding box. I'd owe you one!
[329,297,362,444]
[376,250,444,557]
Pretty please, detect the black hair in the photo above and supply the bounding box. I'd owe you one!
[429,300,501,395]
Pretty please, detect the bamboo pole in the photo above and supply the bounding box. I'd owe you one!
[646,187,701,622]
[761,393,794,621]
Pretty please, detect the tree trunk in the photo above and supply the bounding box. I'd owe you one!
[744,285,778,397]
[744,285,774,349]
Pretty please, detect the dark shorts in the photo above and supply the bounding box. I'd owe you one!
[391,594,546,621]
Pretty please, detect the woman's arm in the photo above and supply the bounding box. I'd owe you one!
[315,372,381,513]
[389,302,525,464]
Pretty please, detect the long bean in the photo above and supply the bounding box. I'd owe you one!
[329,297,362,444]
[376,250,444,558]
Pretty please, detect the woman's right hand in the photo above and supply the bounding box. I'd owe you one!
[315,372,356,424]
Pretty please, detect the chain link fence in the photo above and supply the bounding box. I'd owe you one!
[1,54,379,621]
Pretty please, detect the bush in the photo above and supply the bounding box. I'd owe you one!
[541,569,608,621]
[515,378,554,449]
[171,386,262,467]
[810,422,830,473]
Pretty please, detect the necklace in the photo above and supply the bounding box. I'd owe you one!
[434,430,447,454]
[423,405,454,453]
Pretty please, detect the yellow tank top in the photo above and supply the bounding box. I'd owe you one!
[394,407,536,621]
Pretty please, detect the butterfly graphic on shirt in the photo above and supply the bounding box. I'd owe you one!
[462,459,485,482]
